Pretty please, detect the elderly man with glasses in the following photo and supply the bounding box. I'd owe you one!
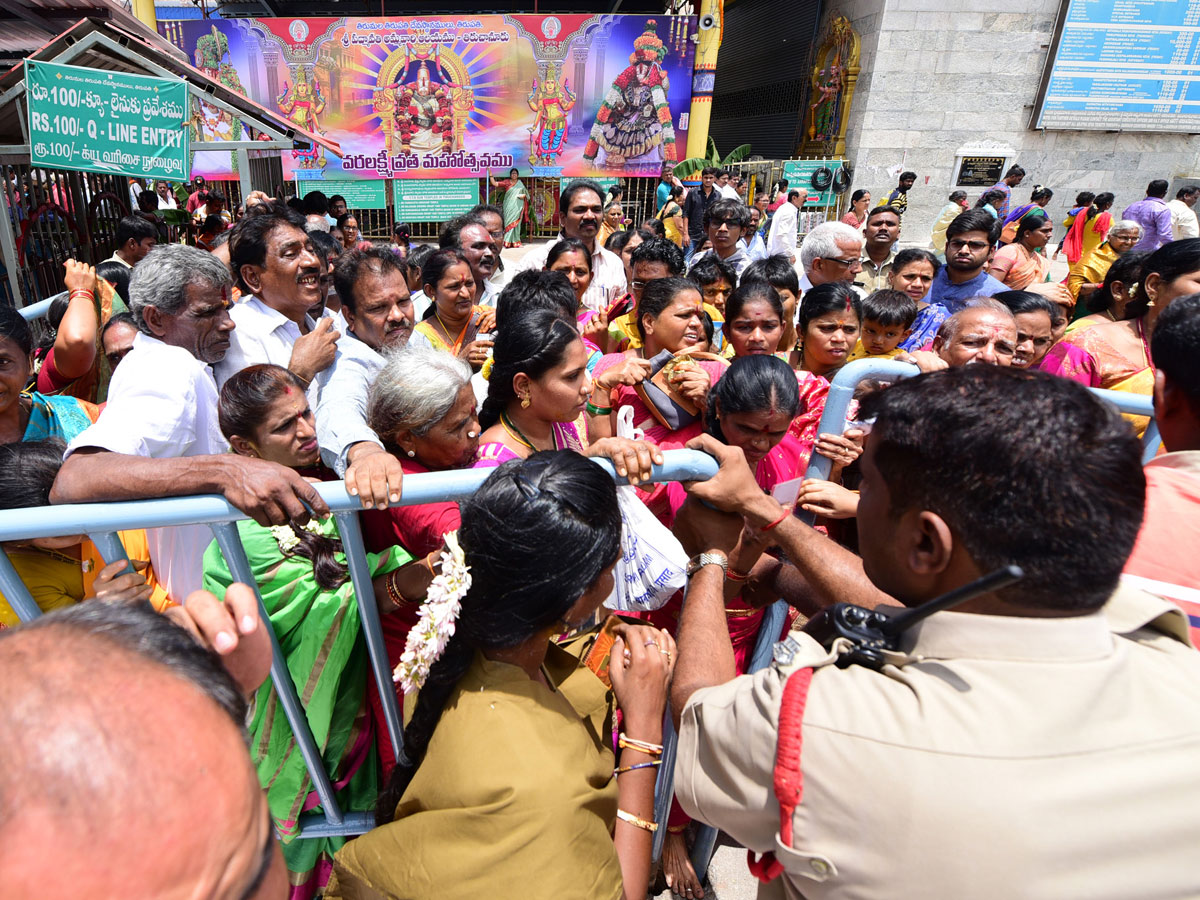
[797,221,866,302]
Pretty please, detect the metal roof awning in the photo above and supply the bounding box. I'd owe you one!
[0,16,341,159]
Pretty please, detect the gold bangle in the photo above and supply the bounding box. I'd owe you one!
[616,809,659,833]
[385,569,414,608]
[618,733,663,756]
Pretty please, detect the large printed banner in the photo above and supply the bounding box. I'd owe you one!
[160,15,696,181]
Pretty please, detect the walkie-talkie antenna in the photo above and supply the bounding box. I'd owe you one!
[880,565,1024,638]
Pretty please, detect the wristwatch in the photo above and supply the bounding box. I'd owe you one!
[686,551,728,577]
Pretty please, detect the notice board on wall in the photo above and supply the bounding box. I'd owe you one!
[1033,0,1200,133]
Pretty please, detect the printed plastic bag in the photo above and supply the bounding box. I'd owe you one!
[603,407,689,612]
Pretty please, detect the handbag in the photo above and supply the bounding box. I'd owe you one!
[602,407,688,612]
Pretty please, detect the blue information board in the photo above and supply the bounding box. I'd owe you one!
[1034,0,1200,132]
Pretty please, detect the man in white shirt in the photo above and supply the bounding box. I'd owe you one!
[767,189,805,263]
[439,214,500,306]
[716,170,740,201]
[214,205,340,396]
[1168,185,1199,240]
[798,221,867,307]
[316,247,414,501]
[103,216,158,270]
[51,245,328,603]
[513,179,627,311]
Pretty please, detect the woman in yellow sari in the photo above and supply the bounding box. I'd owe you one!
[326,452,674,900]
[988,211,1054,290]
[1041,238,1200,436]
[408,248,494,372]
[1067,219,1142,303]
[0,439,170,625]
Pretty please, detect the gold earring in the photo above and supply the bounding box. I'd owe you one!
[521,395,531,409]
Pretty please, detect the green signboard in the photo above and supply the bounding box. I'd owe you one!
[393,178,479,221]
[26,60,189,182]
[300,179,387,210]
[781,160,845,208]
[558,176,621,194]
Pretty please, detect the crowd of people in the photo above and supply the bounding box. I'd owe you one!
[2,168,1200,900]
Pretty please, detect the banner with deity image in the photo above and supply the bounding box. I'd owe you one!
[158,14,696,181]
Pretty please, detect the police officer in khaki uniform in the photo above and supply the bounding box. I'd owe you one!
[669,366,1200,900]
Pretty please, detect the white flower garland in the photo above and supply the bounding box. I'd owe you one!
[393,530,471,693]
[269,518,326,554]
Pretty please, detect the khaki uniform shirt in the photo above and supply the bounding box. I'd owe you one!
[675,587,1200,899]
[858,246,896,294]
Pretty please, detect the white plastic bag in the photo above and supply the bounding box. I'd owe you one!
[603,406,689,612]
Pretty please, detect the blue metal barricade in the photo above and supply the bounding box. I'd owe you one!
[0,449,718,840]
[17,295,57,321]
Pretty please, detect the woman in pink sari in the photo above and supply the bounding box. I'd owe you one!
[1041,238,1200,436]
[988,211,1054,290]
[474,307,658,476]
[657,353,803,897]
[591,276,725,446]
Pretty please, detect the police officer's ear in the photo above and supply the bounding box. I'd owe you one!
[902,509,955,578]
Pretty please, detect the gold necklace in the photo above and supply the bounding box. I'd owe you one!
[501,411,558,452]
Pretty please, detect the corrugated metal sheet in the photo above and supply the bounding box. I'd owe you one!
[708,0,824,159]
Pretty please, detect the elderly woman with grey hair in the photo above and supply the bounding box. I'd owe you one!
[358,345,480,774]
[1067,218,1143,305]
[361,345,479,562]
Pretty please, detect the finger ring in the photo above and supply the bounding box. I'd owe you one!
[659,648,671,659]
[644,639,659,648]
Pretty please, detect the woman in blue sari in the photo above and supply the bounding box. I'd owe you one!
[0,305,98,445]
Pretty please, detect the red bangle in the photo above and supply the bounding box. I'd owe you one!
[726,568,748,582]
[760,509,790,532]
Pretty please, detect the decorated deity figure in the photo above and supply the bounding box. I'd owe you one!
[809,63,843,143]
[392,62,454,156]
[277,67,327,169]
[584,21,678,169]
[191,25,246,144]
[526,65,576,167]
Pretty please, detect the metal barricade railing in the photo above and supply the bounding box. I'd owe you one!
[679,357,1165,884]
[0,449,718,840]
[18,295,56,321]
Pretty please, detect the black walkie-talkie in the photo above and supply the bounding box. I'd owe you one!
[802,565,1024,670]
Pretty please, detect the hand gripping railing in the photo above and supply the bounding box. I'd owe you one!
[0,449,719,840]
[677,358,1164,885]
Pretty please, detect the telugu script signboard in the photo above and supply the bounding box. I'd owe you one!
[1034,0,1200,132]
[393,178,480,220]
[25,60,190,181]
[300,179,389,209]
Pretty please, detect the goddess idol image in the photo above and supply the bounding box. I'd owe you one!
[584,21,678,169]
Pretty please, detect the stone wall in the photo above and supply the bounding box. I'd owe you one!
[831,0,1200,244]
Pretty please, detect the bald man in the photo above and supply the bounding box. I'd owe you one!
[0,593,284,899]
[933,298,1018,367]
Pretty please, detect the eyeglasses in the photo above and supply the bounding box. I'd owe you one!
[947,240,989,252]
[821,257,862,268]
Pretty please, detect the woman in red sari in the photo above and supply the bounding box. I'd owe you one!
[658,353,803,897]
[360,346,480,775]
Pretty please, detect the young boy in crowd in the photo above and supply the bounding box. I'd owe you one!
[849,289,918,360]
[686,255,736,352]
[195,214,225,252]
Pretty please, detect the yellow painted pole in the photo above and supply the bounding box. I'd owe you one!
[685,0,722,160]
[131,0,158,32]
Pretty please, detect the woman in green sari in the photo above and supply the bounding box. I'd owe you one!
[203,364,434,900]
[490,167,529,247]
